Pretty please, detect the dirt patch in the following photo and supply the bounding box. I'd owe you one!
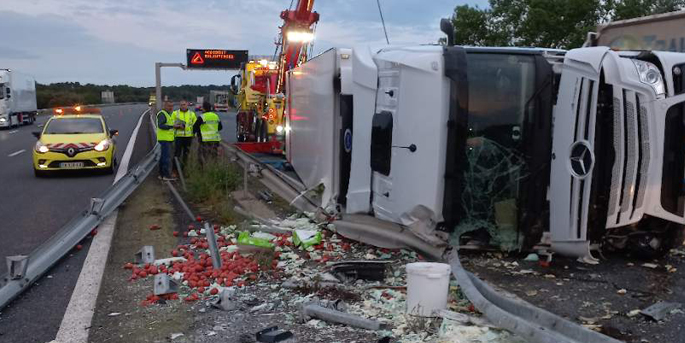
[89,176,193,343]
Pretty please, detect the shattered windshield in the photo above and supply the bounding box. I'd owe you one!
[453,53,536,251]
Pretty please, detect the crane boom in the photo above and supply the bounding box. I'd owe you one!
[275,0,319,93]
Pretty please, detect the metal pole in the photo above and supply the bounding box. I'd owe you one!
[174,157,187,192]
[155,62,162,113]
[203,222,221,269]
[155,62,186,113]
[243,162,248,194]
[165,181,195,222]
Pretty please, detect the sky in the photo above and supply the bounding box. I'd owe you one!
[0,0,487,86]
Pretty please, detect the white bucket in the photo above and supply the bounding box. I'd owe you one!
[405,262,451,317]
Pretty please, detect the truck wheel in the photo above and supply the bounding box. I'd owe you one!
[259,119,268,142]
[631,218,685,259]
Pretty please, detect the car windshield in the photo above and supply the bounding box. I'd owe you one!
[45,117,104,134]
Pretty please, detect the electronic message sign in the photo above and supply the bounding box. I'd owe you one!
[186,49,248,69]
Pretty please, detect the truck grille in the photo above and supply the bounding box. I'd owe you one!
[607,90,650,226]
[569,77,595,240]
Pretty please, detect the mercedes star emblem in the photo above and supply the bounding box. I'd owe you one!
[569,140,594,179]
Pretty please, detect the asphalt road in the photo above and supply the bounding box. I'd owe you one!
[0,103,153,343]
[219,110,237,144]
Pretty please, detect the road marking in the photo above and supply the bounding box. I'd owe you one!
[8,149,25,157]
[55,108,150,343]
[9,130,18,134]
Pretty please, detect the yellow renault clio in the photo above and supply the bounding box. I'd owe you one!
[32,107,118,177]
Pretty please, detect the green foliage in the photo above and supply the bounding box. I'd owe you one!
[450,0,685,49]
[184,150,241,204]
[35,82,230,109]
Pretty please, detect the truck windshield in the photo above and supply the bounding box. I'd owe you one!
[45,118,104,134]
[454,53,537,250]
[0,84,5,99]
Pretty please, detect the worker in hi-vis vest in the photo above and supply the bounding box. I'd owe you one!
[156,100,181,180]
[193,101,223,162]
[172,99,197,166]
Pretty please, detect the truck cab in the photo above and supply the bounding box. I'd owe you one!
[286,41,685,259]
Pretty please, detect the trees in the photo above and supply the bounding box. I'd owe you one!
[450,0,685,49]
[35,83,231,109]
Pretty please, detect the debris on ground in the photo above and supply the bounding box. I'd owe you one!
[640,302,682,321]
[117,210,527,342]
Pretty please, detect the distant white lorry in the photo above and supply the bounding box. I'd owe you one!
[0,70,37,128]
[209,90,229,112]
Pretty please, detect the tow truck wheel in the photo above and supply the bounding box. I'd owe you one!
[260,120,268,142]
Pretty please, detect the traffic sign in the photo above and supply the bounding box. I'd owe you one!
[186,49,248,69]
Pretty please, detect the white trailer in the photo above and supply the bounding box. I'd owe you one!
[0,70,37,128]
[286,38,685,260]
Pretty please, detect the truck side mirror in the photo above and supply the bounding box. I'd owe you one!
[32,131,41,138]
[6,88,10,98]
[440,18,454,46]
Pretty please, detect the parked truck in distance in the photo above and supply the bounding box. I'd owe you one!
[209,90,229,112]
[0,69,37,128]
[285,20,685,261]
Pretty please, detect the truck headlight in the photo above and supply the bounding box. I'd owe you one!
[94,139,111,152]
[35,141,49,153]
[632,59,665,97]
[0,118,6,122]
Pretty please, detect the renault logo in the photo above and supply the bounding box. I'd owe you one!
[67,147,76,157]
[569,140,594,179]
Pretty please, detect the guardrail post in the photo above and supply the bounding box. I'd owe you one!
[89,198,105,216]
[134,246,155,264]
[154,274,178,295]
[204,222,221,269]
[6,256,29,280]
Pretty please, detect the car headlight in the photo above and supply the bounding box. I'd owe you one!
[94,139,111,152]
[35,141,49,153]
[632,59,665,98]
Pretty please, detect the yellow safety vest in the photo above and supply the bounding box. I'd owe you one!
[200,112,221,142]
[172,110,196,138]
[156,110,174,142]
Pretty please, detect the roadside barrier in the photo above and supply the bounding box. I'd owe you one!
[0,144,159,309]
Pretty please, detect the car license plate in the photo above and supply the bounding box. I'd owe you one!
[60,162,84,169]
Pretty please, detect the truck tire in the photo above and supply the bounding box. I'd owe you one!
[259,119,268,142]
[631,218,685,259]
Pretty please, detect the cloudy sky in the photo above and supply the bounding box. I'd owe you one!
[0,0,487,86]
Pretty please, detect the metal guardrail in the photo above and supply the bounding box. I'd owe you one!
[0,144,159,309]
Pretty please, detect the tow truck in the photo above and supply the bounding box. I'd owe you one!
[231,0,318,153]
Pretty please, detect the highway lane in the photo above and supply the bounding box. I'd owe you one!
[0,104,151,343]
[0,104,149,273]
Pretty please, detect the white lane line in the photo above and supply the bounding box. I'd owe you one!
[8,149,25,157]
[9,130,18,134]
[54,108,150,343]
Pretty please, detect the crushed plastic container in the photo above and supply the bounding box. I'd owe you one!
[406,262,451,317]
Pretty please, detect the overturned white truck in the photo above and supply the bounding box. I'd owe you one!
[285,32,685,261]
